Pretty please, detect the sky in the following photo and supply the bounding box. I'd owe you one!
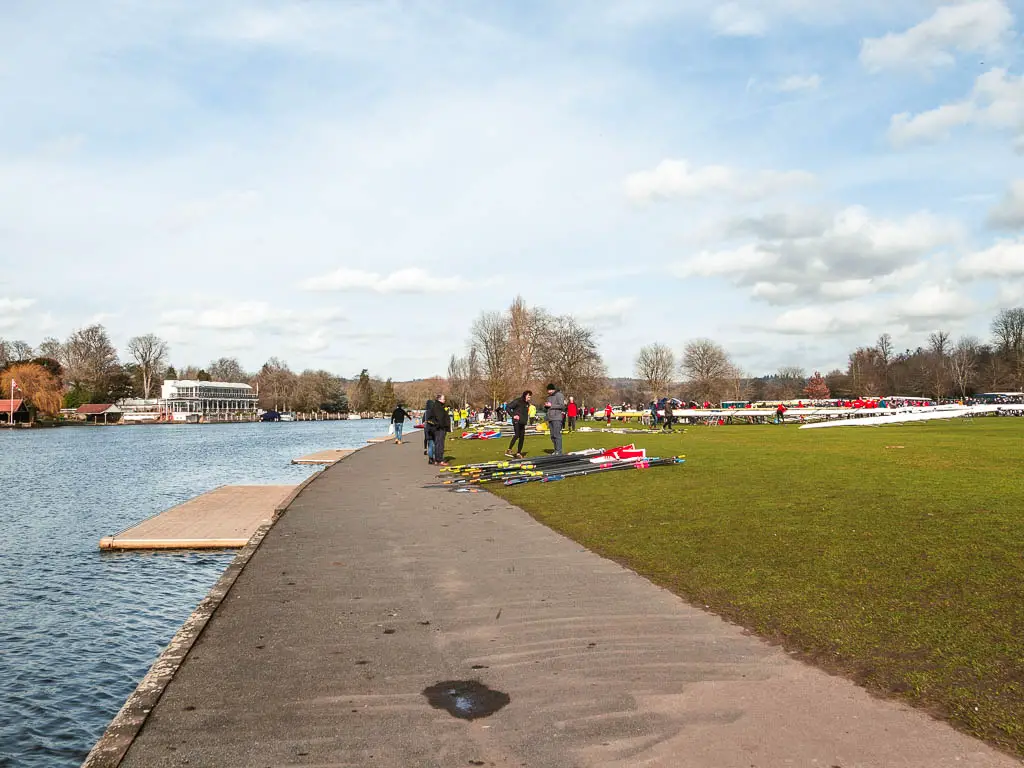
[1,0,1023,380]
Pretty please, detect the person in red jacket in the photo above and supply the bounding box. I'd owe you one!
[604,403,613,425]
[566,396,579,432]
[775,402,787,424]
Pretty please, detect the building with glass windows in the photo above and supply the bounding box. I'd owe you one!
[160,380,259,421]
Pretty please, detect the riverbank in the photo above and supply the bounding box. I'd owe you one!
[91,437,1019,767]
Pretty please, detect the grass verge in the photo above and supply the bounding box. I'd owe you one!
[445,419,1024,756]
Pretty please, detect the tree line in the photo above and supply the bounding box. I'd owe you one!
[0,325,405,415]
[4,305,1022,418]
[628,307,1024,405]
[445,301,1024,408]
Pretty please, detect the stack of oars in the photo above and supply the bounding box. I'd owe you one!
[437,448,685,487]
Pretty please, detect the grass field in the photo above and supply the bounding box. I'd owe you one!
[445,418,1024,756]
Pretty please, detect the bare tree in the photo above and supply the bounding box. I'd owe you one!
[991,307,1024,388]
[505,296,549,392]
[680,339,733,403]
[924,330,951,399]
[37,337,63,361]
[10,340,33,360]
[949,336,980,400]
[875,333,894,364]
[447,354,469,404]
[63,324,119,395]
[722,364,753,402]
[537,315,607,402]
[848,346,886,396]
[470,310,510,405]
[254,358,297,411]
[775,366,807,399]
[0,339,33,369]
[208,357,248,383]
[127,333,169,399]
[634,343,675,399]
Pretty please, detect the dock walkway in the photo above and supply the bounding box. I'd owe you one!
[106,444,1018,767]
[291,448,356,466]
[99,485,296,550]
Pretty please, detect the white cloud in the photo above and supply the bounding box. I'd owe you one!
[958,236,1024,277]
[161,302,293,331]
[625,159,814,203]
[673,244,778,278]
[770,282,975,336]
[860,0,1014,73]
[573,297,637,328]
[710,3,767,36]
[776,74,822,92]
[772,303,879,335]
[0,298,36,331]
[987,179,1024,228]
[896,281,975,320]
[0,298,35,314]
[890,67,1024,146]
[680,206,961,304]
[299,267,472,294]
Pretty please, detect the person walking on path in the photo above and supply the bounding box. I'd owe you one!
[544,383,566,455]
[566,397,578,432]
[425,394,452,465]
[390,404,413,444]
[422,398,434,458]
[505,390,532,459]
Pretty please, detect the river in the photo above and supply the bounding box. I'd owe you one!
[0,419,389,768]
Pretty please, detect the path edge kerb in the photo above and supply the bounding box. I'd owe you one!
[79,459,337,768]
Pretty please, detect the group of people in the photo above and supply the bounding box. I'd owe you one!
[388,396,455,465]
[504,384,569,458]
[389,387,633,466]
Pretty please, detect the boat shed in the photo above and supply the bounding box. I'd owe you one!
[1,398,30,425]
[76,403,123,424]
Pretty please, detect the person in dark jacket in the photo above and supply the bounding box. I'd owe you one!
[422,398,434,457]
[425,394,452,465]
[505,390,532,458]
[391,404,413,444]
[544,384,566,455]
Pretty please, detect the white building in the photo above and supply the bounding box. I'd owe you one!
[160,380,259,421]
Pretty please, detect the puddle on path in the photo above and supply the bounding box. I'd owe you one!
[422,680,510,721]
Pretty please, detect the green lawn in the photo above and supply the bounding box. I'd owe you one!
[446,419,1024,755]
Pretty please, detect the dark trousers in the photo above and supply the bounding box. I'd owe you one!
[433,429,447,462]
[568,416,576,431]
[509,422,526,454]
[549,419,563,454]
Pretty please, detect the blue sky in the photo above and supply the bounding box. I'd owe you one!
[2,0,1023,379]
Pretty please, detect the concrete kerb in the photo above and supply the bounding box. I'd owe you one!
[79,445,374,768]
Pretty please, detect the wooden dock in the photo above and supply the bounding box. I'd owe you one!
[291,448,357,466]
[99,485,297,550]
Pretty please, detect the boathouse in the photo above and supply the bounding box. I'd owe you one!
[160,379,259,422]
[0,398,30,425]
[76,403,124,424]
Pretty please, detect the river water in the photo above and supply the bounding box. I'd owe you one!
[0,419,389,768]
